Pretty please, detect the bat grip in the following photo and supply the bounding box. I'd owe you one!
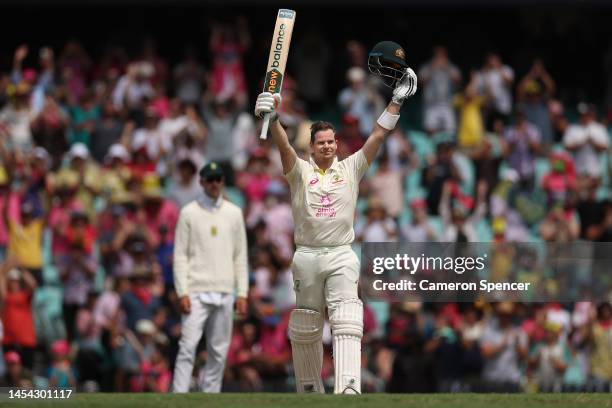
[260,113,270,140]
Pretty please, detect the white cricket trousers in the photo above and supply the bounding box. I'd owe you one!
[172,293,234,393]
[291,245,360,315]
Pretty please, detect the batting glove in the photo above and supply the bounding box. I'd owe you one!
[255,92,282,122]
[392,68,418,106]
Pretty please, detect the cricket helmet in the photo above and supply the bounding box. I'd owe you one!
[368,41,409,88]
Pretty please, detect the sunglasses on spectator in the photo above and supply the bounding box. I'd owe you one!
[205,176,224,183]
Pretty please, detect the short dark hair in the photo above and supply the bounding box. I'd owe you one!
[310,121,336,144]
[177,158,197,175]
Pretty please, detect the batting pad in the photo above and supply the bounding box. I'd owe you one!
[288,308,325,393]
[330,299,363,394]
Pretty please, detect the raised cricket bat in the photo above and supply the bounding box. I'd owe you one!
[260,9,296,139]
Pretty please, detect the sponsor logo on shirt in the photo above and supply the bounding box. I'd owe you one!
[316,194,336,218]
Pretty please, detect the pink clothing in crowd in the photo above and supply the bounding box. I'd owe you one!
[48,200,84,256]
[144,200,179,246]
[0,193,21,246]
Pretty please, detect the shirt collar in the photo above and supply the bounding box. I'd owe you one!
[309,156,339,174]
[197,192,223,211]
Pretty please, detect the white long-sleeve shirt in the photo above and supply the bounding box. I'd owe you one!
[173,193,248,298]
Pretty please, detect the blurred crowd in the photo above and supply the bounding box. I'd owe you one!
[0,17,611,393]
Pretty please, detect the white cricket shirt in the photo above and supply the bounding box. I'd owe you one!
[173,193,248,298]
[285,150,369,247]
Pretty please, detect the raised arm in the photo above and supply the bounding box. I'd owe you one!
[255,92,297,174]
[269,120,297,174]
[362,68,417,164]
[362,102,401,164]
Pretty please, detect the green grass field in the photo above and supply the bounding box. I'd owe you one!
[2,393,611,408]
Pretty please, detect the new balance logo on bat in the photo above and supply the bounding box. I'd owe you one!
[265,69,283,93]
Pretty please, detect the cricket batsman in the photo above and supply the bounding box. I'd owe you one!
[254,41,417,394]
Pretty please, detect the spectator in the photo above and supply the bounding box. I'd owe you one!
[158,99,206,158]
[52,142,101,216]
[168,159,200,208]
[419,46,461,134]
[112,62,155,114]
[422,142,458,215]
[133,347,172,392]
[47,172,85,262]
[588,303,612,391]
[124,108,165,168]
[75,292,106,389]
[121,266,162,331]
[454,73,485,150]
[201,99,241,186]
[68,90,100,147]
[59,41,91,105]
[59,238,98,341]
[356,198,398,242]
[365,152,404,220]
[529,321,568,392]
[90,100,124,163]
[439,181,488,242]
[402,198,439,242]
[48,340,76,389]
[139,174,179,247]
[459,305,485,388]
[208,18,250,107]
[563,103,609,187]
[517,59,556,145]
[100,144,131,199]
[338,67,384,136]
[577,178,607,241]
[475,53,515,130]
[0,81,34,152]
[336,114,364,159]
[30,95,70,167]
[247,182,293,261]
[173,47,206,106]
[504,110,541,190]
[5,199,44,285]
[237,150,272,207]
[480,302,528,392]
[539,202,580,243]
[0,167,16,262]
[138,38,168,88]
[0,350,33,388]
[115,319,158,391]
[1,266,37,369]
[387,329,436,392]
[541,151,577,207]
[11,45,55,115]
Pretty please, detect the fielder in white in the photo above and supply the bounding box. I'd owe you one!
[172,162,248,393]
[255,41,417,394]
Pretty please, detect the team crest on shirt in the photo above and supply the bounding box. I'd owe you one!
[331,174,345,184]
[211,226,218,236]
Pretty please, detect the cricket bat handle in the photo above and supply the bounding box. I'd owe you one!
[260,113,270,140]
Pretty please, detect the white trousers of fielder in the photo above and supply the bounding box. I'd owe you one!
[172,293,234,393]
[289,245,363,394]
